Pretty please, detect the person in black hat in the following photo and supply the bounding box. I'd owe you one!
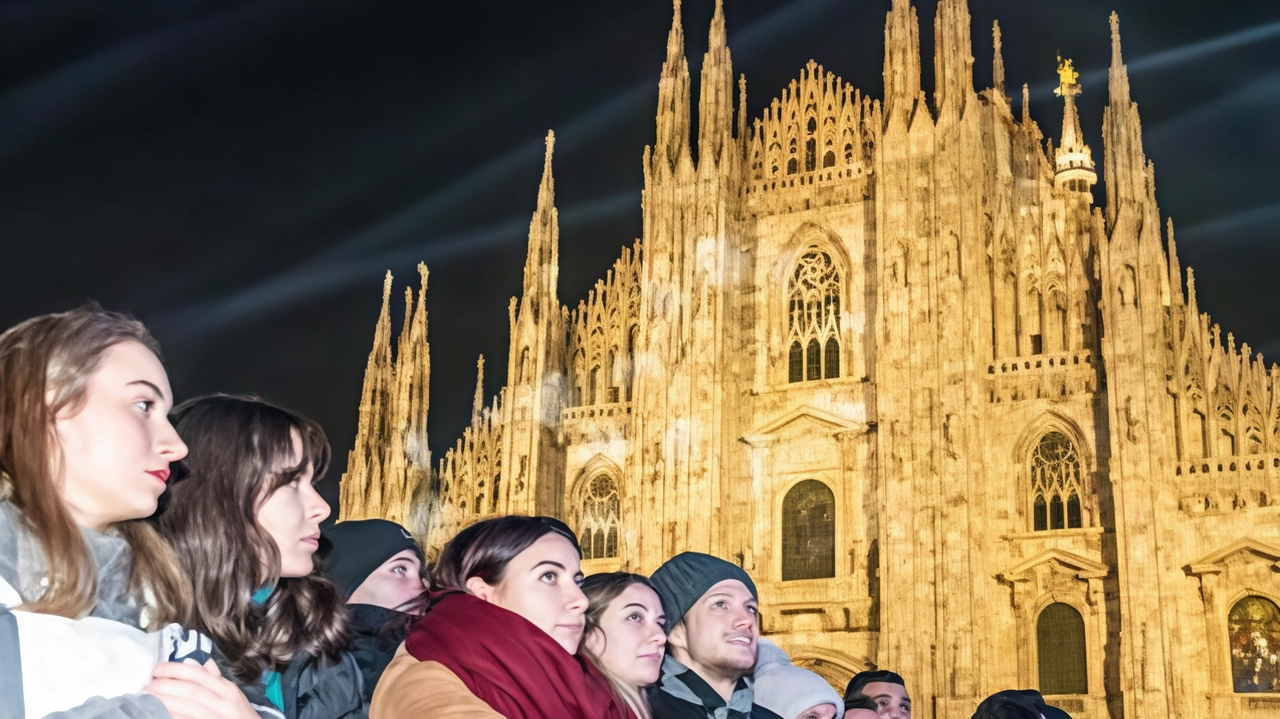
[843,693,880,719]
[319,518,427,706]
[845,670,911,718]
[972,690,1069,719]
[646,551,781,719]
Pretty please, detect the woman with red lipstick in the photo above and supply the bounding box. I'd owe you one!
[581,573,668,719]
[0,307,258,719]
[370,516,634,719]
[160,395,363,718]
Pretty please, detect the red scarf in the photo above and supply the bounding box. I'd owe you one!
[405,591,634,719]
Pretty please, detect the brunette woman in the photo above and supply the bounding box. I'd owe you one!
[580,573,667,719]
[371,515,633,719]
[159,395,362,718]
[0,307,257,719]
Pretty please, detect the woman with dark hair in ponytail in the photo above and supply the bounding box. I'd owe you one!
[371,515,633,719]
[160,395,362,718]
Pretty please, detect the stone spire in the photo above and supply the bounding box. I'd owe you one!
[697,0,734,168]
[654,0,691,174]
[883,0,922,122]
[340,265,430,526]
[933,0,974,119]
[472,355,486,423]
[1167,218,1183,306]
[1103,12,1148,227]
[1053,56,1095,193]
[522,131,560,314]
[339,271,395,521]
[992,21,1005,96]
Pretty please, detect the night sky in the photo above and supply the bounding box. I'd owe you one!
[2,0,1277,510]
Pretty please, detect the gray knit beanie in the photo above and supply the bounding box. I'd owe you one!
[649,551,758,634]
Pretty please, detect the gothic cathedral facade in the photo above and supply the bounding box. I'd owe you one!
[338,2,1280,717]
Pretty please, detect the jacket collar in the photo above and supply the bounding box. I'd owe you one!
[658,654,756,714]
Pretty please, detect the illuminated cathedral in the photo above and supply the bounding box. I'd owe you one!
[338,2,1280,716]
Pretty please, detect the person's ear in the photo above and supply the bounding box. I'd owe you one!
[667,621,688,652]
[465,576,496,602]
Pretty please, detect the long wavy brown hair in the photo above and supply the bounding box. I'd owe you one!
[581,572,659,719]
[0,306,191,627]
[158,395,348,683]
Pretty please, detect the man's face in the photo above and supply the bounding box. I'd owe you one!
[348,548,427,610]
[667,579,759,684]
[863,681,911,719]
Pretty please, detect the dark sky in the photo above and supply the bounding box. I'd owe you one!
[2,0,1277,510]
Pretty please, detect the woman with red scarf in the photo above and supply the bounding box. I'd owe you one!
[370,515,634,719]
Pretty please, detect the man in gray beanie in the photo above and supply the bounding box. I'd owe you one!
[647,552,782,719]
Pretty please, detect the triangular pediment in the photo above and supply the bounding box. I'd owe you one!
[1186,538,1280,576]
[999,549,1110,582]
[741,405,867,447]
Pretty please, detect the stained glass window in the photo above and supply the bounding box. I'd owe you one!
[1230,596,1280,693]
[1031,432,1083,531]
[781,480,835,581]
[580,475,620,560]
[787,250,842,383]
[1038,603,1087,695]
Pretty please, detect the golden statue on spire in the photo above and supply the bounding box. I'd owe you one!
[1055,56,1080,96]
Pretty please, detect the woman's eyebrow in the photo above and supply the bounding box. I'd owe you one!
[621,603,647,610]
[127,379,166,400]
[532,560,565,571]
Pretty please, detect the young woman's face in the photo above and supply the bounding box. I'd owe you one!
[466,532,588,654]
[583,583,667,689]
[348,549,426,610]
[256,429,330,578]
[55,340,187,531]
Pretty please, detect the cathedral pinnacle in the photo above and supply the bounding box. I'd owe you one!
[992,20,1005,96]
[473,355,486,423]
[1109,12,1129,105]
[1053,56,1094,194]
[709,0,726,50]
[666,0,685,64]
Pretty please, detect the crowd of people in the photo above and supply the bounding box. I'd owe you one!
[0,305,1076,719]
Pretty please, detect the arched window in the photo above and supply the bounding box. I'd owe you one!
[824,337,840,379]
[789,342,803,383]
[1231,595,1280,692]
[781,480,835,581]
[787,157,798,175]
[589,366,600,406]
[823,150,835,168]
[580,475,620,560]
[786,249,842,383]
[1030,432,1084,531]
[1037,603,1087,694]
[805,138,817,172]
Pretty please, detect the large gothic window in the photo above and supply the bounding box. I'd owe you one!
[580,475,620,560]
[1230,595,1280,693]
[786,249,841,383]
[781,480,835,581]
[1037,603,1088,695]
[1030,431,1084,531]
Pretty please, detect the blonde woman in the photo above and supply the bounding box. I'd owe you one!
[0,306,256,719]
[581,572,668,719]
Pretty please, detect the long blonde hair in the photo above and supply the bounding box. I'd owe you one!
[0,306,191,627]
[581,572,658,719]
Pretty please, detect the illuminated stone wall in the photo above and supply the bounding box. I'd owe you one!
[339,2,1280,716]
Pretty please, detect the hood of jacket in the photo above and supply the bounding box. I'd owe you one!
[0,500,142,626]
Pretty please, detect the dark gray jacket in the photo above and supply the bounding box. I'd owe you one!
[647,655,783,719]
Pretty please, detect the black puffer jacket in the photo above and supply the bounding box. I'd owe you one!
[227,647,365,719]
